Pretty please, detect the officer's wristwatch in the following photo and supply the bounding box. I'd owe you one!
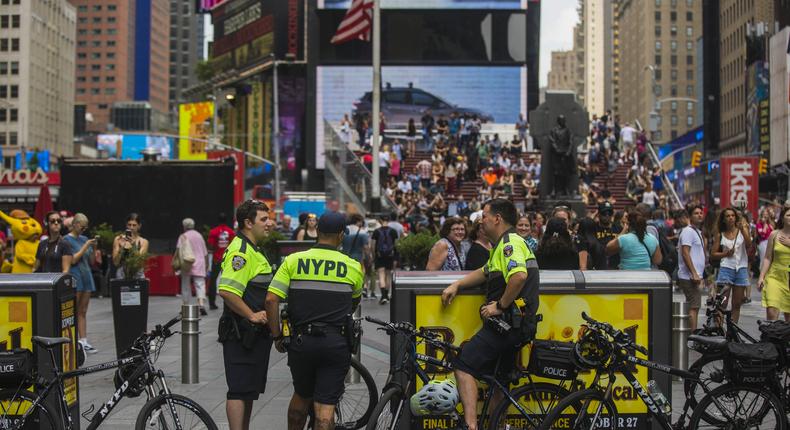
[496,300,506,311]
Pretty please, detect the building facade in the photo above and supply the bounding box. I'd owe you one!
[718,0,774,155]
[1,0,76,167]
[616,0,702,143]
[573,1,586,106]
[547,50,578,92]
[168,0,204,120]
[583,0,613,115]
[70,0,169,134]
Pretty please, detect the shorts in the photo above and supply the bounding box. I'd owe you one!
[678,278,702,309]
[288,332,351,405]
[453,324,521,385]
[375,257,395,270]
[223,334,273,400]
[716,267,749,287]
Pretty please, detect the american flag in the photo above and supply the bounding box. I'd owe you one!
[330,0,374,45]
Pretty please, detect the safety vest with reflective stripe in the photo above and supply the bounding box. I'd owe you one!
[217,234,273,313]
[269,244,363,327]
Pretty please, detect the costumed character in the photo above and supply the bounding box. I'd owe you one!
[0,210,42,273]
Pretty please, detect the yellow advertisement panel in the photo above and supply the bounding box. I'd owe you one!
[414,293,650,429]
[178,102,214,160]
[61,299,77,406]
[0,296,32,351]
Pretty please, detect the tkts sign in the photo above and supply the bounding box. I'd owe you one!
[720,157,759,219]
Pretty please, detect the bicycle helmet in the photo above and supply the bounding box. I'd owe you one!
[113,351,149,398]
[572,327,613,370]
[409,379,459,415]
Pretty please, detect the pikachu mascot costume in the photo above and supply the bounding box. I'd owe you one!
[0,210,42,273]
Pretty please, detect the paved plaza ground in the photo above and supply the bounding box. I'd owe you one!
[73,283,767,429]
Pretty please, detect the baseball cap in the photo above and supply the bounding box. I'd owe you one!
[317,212,347,234]
[598,202,614,215]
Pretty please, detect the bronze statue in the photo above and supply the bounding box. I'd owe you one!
[548,115,576,198]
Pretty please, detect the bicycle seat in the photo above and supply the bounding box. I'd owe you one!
[32,336,72,348]
[687,334,727,348]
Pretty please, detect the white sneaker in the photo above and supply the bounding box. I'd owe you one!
[80,340,98,354]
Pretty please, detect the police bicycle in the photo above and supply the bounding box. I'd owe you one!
[537,312,786,430]
[0,315,218,430]
[365,316,576,430]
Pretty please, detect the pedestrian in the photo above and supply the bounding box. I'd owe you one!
[464,219,491,270]
[35,211,71,273]
[536,218,578,270]
[208,213,235,311]
[177,218,209,314]
[426,217,468,271]
[710,207,753,323]
[296,214,318,241]
[112,213,149,279]
[516,215,538,252]
[677,206,707,331]
[216,200,274,430]
[606,210,662,270]
[595,202,619,269]
[757,206,790,321]
[342,214,370,297]
[577,217,606,270]
[62,213,98,353]
[756,207,776,262]
[371,214,398,304]
[264,212,364,430]
[279,214,293,237]
[441,199,539,430]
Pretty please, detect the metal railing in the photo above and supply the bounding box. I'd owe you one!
[323,120,398,216]
[634,120,684,210]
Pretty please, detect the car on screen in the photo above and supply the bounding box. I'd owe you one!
[351,84,494,127]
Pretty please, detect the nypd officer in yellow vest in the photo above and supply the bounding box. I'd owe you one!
[265,212,363,430]
[216,200,273,430]
[442,198,540,430]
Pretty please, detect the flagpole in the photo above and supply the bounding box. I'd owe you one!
[370,0,382,213]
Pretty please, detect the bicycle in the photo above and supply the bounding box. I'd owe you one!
[537,312,786,430]
[365,316,575,430]
[0,315,217,430]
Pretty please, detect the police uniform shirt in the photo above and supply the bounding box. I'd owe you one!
[485,229,539,315]
[217,234,273,312]
[269,244,364,328]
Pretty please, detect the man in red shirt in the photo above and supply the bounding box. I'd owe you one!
[207,213,235,310]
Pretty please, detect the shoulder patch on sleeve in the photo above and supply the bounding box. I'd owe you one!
[231,255,247,271]
[503,244,513,257]
[507,260,518,271]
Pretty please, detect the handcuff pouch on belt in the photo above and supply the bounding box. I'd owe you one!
[483,298,542,347]
[218,312,266,349]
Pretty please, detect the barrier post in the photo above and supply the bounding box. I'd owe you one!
[672,301,691,374]
[181,304,200,383]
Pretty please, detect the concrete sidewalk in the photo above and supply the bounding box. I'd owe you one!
[76,294,393,429]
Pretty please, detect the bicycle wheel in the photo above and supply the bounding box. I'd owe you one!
[537,388,617,430]
[135,393,218,430]
[684,353,727,413]
[0,388,59,430]
[366,387,405,430]
[689,384,786,429]
[334,357,378,430]
[489,382,572,430]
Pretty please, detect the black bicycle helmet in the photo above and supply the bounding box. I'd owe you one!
[572,327,613,370]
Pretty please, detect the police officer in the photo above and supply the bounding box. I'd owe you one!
[216,200,273,430]
[441,198,540,430]
[265,212,363,430]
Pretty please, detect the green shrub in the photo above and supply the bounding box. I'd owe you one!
[395,232,438,270]
[90,223,118,254]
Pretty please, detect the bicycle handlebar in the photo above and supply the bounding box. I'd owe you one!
[581,312,648,355]
[365,316,460,352]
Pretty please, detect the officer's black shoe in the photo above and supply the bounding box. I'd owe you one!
[209,304,219,310]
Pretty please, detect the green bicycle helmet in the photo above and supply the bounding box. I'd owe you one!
[410,378,459,415]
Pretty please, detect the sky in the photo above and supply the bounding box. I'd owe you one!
[539,0,579,88]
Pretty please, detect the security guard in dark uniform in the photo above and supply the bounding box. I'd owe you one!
[442,198,540,430]
[265,211,363,430]
[216,200,273,430]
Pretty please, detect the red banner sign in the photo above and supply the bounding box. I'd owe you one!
[0,169,60,186]
[720,157,759,220]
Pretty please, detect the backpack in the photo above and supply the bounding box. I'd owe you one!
[655,228,677,276]
[376,227,395,258]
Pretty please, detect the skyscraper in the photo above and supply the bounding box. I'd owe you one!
[547,50,578,92]
[168,0,204,120]
[583,0,613,115]
[0,0,76,167]
[70,0,169,134]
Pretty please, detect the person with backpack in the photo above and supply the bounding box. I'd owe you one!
[342,214,372,297]
[710,207,753,323]
[371,214,399,305]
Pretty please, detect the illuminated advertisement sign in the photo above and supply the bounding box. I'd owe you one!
[97,134,175,160]
[319,0,526,9]
[178,102,214,160]
[316,65,527,168]
[414,293,650,430]
[197,0,230,12]
[720,157,759,220]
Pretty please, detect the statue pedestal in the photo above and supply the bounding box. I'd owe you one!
[539,198,587,217]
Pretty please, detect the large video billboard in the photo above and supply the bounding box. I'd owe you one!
[316,65,527,168]
[319,0,526,9]
[97,134,174,160]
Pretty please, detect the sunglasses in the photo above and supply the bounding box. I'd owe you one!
[49,218,62,224]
